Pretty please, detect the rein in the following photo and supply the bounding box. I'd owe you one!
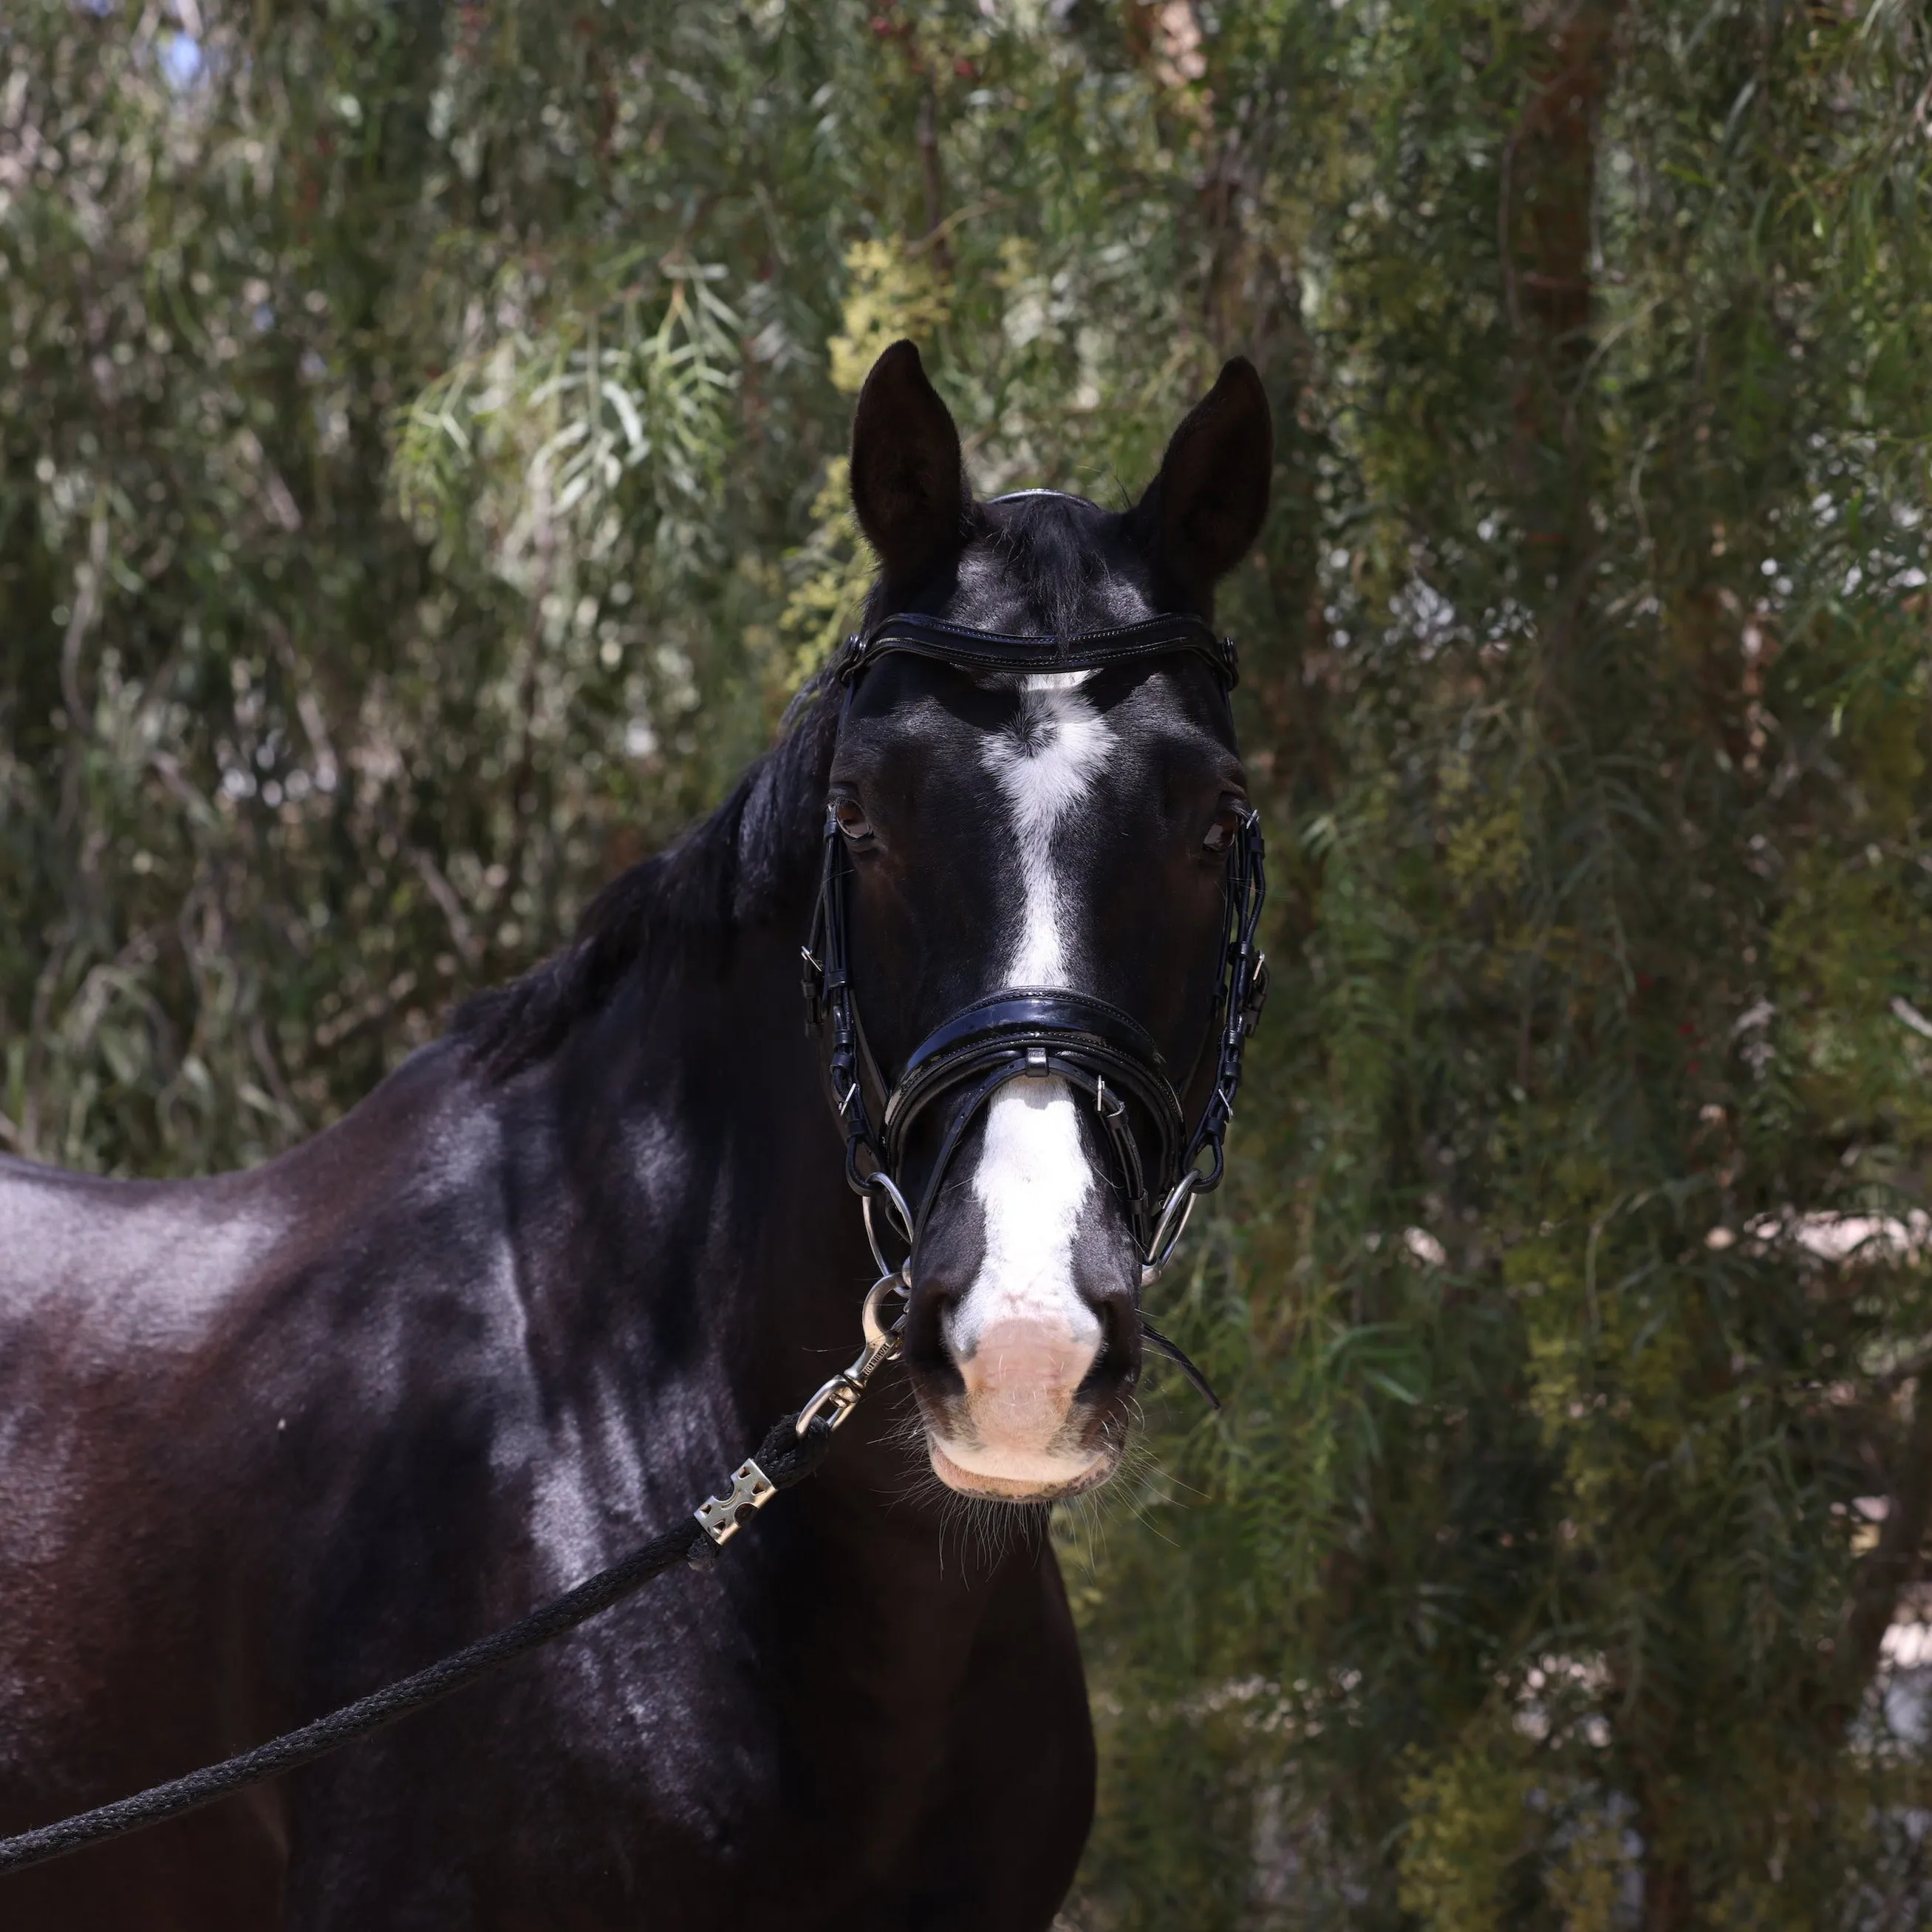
[802,610,1269,1401]
[0,609,1266,1880]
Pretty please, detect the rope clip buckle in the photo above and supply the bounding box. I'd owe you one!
[694,1458,778,1546]
[796,1271,909,1436]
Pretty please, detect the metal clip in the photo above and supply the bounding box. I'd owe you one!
[795,1371,864,1436]
[694,1458,778,1546]
[796,1272,909,1436]
[1025,1045,1050,1075]
[860,1269,909,1350]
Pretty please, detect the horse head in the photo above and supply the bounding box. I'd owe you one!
[821,341,1272,1503]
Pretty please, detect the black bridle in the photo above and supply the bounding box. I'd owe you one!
[802,610,1269,1348]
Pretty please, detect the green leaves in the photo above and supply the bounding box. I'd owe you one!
[394,261,743,582]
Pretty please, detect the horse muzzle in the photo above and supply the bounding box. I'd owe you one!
[925,1317,1114,1498]
[899,1077,1143,1502]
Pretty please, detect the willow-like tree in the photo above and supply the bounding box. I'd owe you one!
[4,3,1930,1925]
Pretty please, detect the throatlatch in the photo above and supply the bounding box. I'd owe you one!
[802,610,1269,1407]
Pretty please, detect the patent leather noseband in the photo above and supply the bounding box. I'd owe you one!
[801,610,1268,1358]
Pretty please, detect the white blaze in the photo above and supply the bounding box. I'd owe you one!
[991,672,1112,986]
[937,674,1114,1485]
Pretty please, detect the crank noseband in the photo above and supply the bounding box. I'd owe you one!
[802,610,1269,1311]
[884,989,1184,1252]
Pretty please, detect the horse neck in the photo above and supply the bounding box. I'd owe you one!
[536,906,873,1430]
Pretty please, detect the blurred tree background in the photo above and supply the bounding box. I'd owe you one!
[4,0,1931,1923]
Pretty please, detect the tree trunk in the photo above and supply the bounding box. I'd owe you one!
[1505,1,1619,683]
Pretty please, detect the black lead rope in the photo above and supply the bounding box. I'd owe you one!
[0,1414,836,1881]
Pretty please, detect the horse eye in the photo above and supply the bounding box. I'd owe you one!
[833,798,875,843]
[1203,799,1246,855]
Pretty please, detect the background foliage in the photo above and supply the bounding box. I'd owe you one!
[4,1,1931,1924]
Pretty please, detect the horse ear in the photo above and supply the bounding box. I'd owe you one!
[1134,358,1274,593]
[849,341,969,585]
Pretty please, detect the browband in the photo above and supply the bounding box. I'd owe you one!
[842,611,1238,688]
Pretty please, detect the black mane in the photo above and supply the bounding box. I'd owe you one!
[453,668,843,1081]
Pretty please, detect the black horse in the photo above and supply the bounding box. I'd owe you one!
[0,341,1271,1930]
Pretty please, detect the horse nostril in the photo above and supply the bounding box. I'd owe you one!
[1080,1294,1143,1396]
[901,1274,968,1394]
